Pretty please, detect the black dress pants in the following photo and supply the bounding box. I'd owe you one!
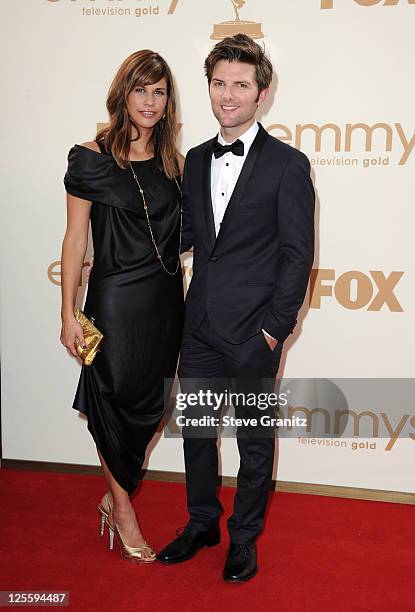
[178,315,283,544]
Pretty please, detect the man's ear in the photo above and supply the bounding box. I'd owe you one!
[258,87,270,106]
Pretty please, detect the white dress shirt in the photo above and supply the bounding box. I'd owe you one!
[211,121,259,236]
[210,121,276,343]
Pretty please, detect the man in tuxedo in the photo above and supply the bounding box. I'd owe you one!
[157,34,315,581]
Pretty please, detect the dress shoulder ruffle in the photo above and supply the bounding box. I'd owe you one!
[63,145,138,213]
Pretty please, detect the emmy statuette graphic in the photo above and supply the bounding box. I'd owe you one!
[211,0,264,40]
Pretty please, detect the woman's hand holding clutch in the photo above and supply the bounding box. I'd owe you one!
[60,315,87,358]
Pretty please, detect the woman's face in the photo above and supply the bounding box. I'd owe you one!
[126,77,168,131]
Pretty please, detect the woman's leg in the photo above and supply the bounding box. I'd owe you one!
[97,448,154,559]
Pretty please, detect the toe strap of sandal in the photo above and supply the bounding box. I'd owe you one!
[134,544,156,557]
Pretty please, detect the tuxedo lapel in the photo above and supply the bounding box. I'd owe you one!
[202,141,216,250]
[211,124,269,252]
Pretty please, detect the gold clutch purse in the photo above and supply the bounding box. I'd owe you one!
[74,308,104,366]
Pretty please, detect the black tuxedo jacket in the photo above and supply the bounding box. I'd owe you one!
[181,123,315,344]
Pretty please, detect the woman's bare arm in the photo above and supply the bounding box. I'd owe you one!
[60,192,91,356]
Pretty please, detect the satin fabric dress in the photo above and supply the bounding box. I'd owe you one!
[64,141,184,494]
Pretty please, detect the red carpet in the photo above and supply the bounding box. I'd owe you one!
[0,469,414,611]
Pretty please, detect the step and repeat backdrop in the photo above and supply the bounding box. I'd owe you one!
[1,0,414,497]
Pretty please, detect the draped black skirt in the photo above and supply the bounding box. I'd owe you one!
[73,268,184,494]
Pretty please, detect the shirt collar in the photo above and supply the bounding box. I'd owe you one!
[217,121,259,153]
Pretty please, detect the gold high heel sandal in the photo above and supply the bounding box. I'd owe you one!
[97,492,113,540]
[99,492,155,561]
[112,520,156,563]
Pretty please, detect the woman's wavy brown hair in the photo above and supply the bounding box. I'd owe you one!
[97,50,179,179]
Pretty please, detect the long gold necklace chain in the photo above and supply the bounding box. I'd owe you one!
[129,162,183,276]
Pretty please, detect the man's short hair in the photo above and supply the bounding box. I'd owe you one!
[204,33,273,93]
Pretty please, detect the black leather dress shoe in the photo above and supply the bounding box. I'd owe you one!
[223,542,257,582]
[156,524,220,564]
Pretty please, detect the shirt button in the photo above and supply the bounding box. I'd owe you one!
[226,163,229,166]
[221,192,225,196]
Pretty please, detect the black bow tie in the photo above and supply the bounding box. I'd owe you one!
[213,139,244,159]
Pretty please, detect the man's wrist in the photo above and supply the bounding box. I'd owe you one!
[262,328,277,342]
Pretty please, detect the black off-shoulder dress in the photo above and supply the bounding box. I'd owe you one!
[64,142,184,494]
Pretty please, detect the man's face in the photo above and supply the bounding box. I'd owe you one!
[209,60,268,134]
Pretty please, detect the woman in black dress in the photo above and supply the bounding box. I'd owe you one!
[60,50,184,562]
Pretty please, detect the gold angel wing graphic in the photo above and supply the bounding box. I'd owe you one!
[231,0,246,21]
[211,0,264,40]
